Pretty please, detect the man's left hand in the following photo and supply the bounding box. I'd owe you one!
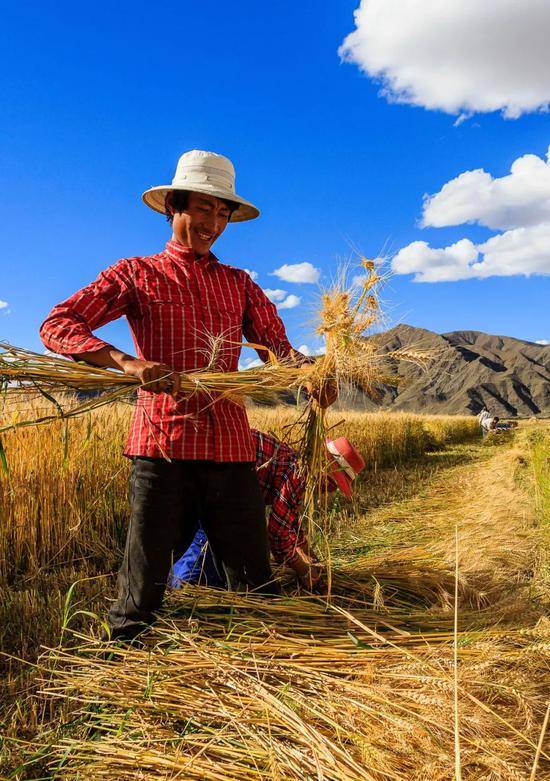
[310,379,338,409]
[289,349,338,409]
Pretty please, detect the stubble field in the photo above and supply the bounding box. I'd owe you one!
[0,403,548,779]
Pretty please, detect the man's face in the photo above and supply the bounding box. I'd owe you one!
[171,192,233,255]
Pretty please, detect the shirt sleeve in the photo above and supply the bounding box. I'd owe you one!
[39,259,136,357]
[242,274,294,361]
[267,466,307,564]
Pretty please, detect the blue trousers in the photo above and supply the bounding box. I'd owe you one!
[171,528,226,588]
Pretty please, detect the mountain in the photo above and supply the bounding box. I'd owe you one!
[336,324,550,417]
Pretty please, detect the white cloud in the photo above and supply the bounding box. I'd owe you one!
[422,147,550,230]
[263,288,302,309]
[351,274,370,290]
[339,0,550,118]
[0,300,8,309]
[393,239,478,282]
[535,339,549,345]
[263,288,288,303]
[393,223,550,282]
[272,262,320,284]
[298,343,325,356]
[277,294,301,310]
[238,356,264,371]
[243,268,259,281]
[394,142,550,282]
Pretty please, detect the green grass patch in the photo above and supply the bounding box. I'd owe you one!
[530,429,550,526]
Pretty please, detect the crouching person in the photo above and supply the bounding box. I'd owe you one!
[172,429,365,591]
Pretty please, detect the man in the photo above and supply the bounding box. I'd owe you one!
[40,150,336,641]
[171,429,365,591]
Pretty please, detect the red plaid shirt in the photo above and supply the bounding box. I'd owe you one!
[40,241,295,461]
[252,429,306,563]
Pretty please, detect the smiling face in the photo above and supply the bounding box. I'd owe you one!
[169,191,234,255]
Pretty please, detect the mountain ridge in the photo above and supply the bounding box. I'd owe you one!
[336,324,549,417]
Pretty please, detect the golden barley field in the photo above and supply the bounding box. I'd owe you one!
[0,402,548,780]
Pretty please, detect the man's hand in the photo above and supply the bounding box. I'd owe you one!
[294,358,339,410]
[303,377,338,409]
[310,379,338,409]
[298,562,324,592]
[70,346,181,400]
[288,547,324,591]
[120,358,181,398]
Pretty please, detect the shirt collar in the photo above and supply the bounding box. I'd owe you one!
[164,240,216,266]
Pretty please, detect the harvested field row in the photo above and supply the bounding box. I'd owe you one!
[2,419,547,779]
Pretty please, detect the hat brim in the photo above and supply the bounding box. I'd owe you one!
[328,461,353,499]
[330,469,354,499]
[142,184,260,223]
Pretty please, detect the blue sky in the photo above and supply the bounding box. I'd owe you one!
[1,0,549,358]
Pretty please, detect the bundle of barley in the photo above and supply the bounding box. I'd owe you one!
[0,341,307,431]
[0,259,431,429]
[287,260,433,541]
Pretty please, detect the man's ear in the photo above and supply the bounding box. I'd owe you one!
[165,191,174,217]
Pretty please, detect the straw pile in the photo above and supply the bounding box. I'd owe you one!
[37,589,549,781]
[5,420,549,779]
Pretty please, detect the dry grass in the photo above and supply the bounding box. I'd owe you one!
[0,404,479,703]
[36,604,548,781]
[1,406,548,780]
[0,401,478,598]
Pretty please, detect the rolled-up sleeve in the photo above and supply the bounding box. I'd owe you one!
[39,259,135,357]
[242,275,294,361]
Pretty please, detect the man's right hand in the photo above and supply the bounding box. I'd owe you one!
[288,547,324,591]
[298,562,323,592]
[120,358,181,398]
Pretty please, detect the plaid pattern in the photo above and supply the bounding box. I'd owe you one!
[40,241,294,461]
[252,429,306,563]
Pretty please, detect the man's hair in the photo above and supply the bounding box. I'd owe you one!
[165,190,238,224]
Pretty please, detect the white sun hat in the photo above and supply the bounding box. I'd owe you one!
[142,149,260,222]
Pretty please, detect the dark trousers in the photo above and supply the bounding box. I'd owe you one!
[108,457,277,639]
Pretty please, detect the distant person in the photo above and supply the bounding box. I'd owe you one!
[171,429,366,591]
[478,409,496,437]
[478,410,516,437]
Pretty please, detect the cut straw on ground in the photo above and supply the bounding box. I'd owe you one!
[2,424,547,780]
